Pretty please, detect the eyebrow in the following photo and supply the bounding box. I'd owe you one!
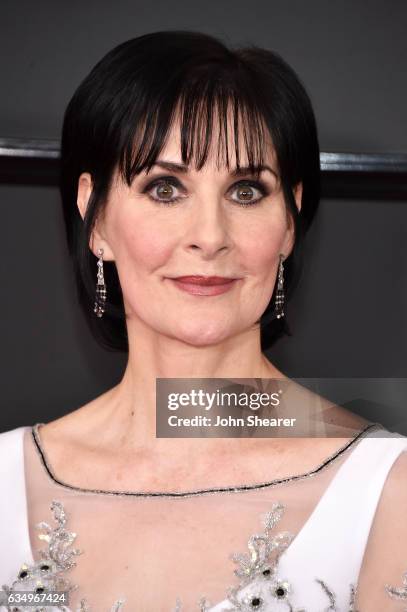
[147,160,278,179]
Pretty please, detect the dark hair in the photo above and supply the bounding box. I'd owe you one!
[60,30,320,353]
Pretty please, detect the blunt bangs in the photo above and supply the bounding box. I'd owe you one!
[118,66,270,185]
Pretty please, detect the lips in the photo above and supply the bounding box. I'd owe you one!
[168,275,240,296]
[171,276,237,286]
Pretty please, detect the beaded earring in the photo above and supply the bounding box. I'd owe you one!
[258,253,286,327]
[93,248,107,318]
[274,253,285,319]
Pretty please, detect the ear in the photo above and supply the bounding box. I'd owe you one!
[282,182,303,257]
[77,172,115,260]
[293,181,302,214]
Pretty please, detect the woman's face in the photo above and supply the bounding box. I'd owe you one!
[78,116,302,346]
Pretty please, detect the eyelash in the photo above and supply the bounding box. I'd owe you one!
[141,176,271,207]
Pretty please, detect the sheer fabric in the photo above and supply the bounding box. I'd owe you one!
[0,423,406,611]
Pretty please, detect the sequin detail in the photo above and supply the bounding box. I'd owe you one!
[174,502,359,611]
[385,570,407,610]
[2,498,401,611]
[1,500,125,612]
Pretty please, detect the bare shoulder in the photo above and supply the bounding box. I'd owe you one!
[35,385,124,489]
[369,445,407,525]
[279,375,373,436]
[39,385,119,452]
[379,446,407,504]
[356,446,407,609]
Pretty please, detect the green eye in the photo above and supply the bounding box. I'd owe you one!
[229,180,269,206]
[144,177,185,205]
[142,176,269,206]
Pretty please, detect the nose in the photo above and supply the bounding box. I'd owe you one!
[185,197,232,258]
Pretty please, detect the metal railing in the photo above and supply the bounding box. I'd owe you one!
[1,137,406,199]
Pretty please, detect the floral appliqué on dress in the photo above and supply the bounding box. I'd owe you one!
[2,499,406,611]
[385,571,407,612]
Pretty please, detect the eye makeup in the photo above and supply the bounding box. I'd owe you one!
[139,174,273,207]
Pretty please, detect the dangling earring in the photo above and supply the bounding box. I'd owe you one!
[94,248,107,318]
[274,253,285,319]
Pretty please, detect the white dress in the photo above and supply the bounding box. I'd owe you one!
[0,422,406,611]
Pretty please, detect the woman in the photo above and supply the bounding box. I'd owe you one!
[0,30,406,612]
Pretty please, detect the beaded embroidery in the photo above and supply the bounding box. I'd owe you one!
[4,418,405,612]
[2,499,368,612]
[385,570,407,611]
[174,501,360,612]
[1,500,124,612]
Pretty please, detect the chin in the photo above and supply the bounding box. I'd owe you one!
[170,322,234,347]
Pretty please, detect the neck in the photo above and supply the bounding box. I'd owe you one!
[92,317,286,459]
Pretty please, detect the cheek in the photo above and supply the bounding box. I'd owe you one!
[239,217,286,276]
[108,213,175,316]
[111,213,174,274]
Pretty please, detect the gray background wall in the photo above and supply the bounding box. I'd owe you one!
[1,0,406,433]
